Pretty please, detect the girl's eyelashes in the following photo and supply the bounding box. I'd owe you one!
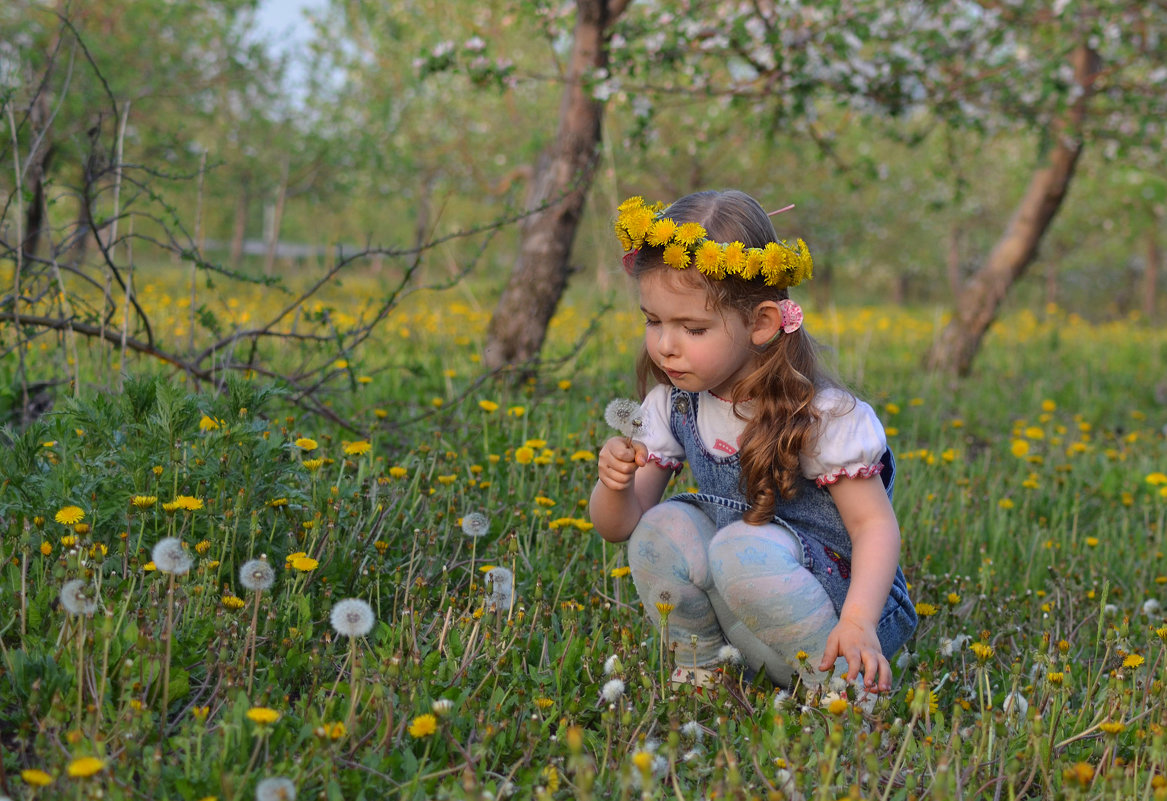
[685,327,707,336]
[643,317,660,327]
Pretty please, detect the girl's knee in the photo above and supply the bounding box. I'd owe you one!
[708,520,803,577]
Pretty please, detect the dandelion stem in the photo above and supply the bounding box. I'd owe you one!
[160,572,176,733]
[246,590,261,696]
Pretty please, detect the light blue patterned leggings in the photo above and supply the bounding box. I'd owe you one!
[628,501,846,687]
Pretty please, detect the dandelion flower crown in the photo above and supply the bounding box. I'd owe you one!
[614,196,813,289]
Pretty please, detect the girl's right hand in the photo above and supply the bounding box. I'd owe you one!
[597,436,648,492]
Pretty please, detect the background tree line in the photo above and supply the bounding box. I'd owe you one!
[2,0,1164,382]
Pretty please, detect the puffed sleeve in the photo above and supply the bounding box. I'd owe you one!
[800,388,888,487]
[638,385,685,473]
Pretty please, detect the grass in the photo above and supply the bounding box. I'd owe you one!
[1,266,1166,800]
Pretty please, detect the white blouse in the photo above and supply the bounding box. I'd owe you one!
[638,385,887,486]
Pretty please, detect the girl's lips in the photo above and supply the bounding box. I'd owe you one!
[664,369,685,380]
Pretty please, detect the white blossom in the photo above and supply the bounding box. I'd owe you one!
[152,537,192,575]
[600,678,625,703]
[330,598,375,638]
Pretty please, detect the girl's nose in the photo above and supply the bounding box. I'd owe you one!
[655,328,678,356]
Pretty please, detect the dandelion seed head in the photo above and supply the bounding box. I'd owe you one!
[151,537,192,575]
[330,598,375,638]
[680,720,703,741]
[485,567,514,608]
[255,776,297,801]
[1143,598,1162,616]
[828,676,848,694]
[239,559,275,592]
[1002,691,1029,719]
[600,678,625,703]
[60,579,99,616]
[603,654,622,675]
[461,512,490,538]
[717,645,742,665]
[431,698,454,716]
[604,398,644,438]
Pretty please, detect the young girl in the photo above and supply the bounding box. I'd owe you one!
[590,190,916,692]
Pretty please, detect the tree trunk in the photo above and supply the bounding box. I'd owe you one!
[1146,223,1160,323]
[230,185,249,270]
[924,43,1101,375]
[482,0,629,370]
[22,92,54,262]
[264,158,290,277]
[945,224,961,301]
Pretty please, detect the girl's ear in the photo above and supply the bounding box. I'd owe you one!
[750,301,783,347]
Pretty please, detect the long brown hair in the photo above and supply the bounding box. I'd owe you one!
[631,190,834,524]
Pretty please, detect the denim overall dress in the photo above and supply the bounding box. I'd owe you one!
[664,388,918,657]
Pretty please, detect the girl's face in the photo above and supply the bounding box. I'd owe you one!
[638,270,759,399]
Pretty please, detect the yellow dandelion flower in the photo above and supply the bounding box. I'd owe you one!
[245,707,280,725]
[570,450,595,461]
[1146,472,1167,486]
[290,556,319,571]
[947,593,961,605]
[662,242,690,270]
[221,595,246,610]
[478,400,499,412]
[198,415,220,431]
[998,498,1014,509]
[534,697,554,710]
[40,541,52,555]
[1024,426,1044,440]
[65,756,105,778]
[55,506,85,525]
[655,601,675,617]
[514,447,535,465]
[131,495,157,509]
[826,697,849,715]
[740,249,764,280]
[610,566,632,578]
[302,458,324,471]
[295,437,318,451]
[1010,439,1030,457]
[409,713,437,738]
[174,495,204,511]
[507,405,526,417]
[558,380,572,390]
[915,602,939,617]
[1122,654,1145,668]
[621,205,654,241]
[1047,671,1065,685]
[646,218,678,247]
[631,750,653,772]
[21,768,54,786]
[722,241,747,275]
[694,240,724,277]
[1085,537,1099,547]
[673,222,706,246]
[1099,720,1126,735]
[795,650,809,661]
[970,642,994,661]
[343,440,372,456]
[388,466,408,479]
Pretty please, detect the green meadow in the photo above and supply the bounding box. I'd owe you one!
[2,272,1167,801]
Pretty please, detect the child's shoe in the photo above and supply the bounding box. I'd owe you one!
[671,666,719,689]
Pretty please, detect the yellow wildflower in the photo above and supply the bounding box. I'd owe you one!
[65,757,105,778]
[409,713,437,738]
[55,506,85,525]
[245,707,280,725]
[21,768,54,786]
[295,437,318,451]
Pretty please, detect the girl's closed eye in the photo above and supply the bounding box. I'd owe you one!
[685,326,707,336]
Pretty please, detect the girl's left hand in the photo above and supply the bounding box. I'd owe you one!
[819,616,892,692]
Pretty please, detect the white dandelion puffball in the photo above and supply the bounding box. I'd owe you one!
[60,579,99,616]
[239,559,275,592]
[151,537,192,575]
[330,598,375,638]
[461,512,490,538]
[600,678,625,703]
[604,398,646,439]
[485,567,514,609]
[717,645,742,665]
[432,698,454,716]
[1143,598,1162,617]
[1002,691,1029,719]
[255,776,296,801]
[603,654,623,676]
